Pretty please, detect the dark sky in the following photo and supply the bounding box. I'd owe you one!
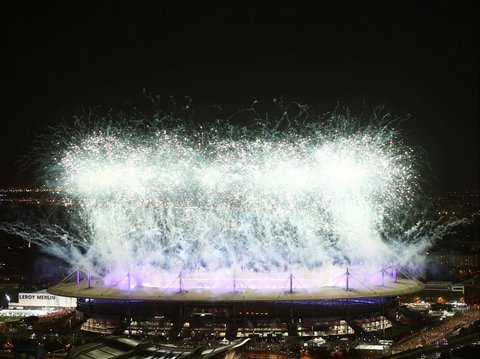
[0,1,478,191]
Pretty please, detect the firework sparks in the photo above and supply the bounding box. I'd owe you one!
[1,105,434,292]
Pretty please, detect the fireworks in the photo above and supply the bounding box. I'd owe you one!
[2,104,433,292]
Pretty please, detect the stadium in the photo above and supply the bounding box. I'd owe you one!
[6,113,431,342]
[48,269,425,340]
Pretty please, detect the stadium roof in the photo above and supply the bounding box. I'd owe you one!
[67,336,250,359]
[50,278,425,302]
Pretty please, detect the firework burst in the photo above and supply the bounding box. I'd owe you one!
[1,103,434,292]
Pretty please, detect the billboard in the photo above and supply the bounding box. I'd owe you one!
[17,290,77,308]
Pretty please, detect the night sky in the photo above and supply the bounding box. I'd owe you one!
[1,1,478,191]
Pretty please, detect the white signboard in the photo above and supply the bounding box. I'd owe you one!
[18,290,77,308]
